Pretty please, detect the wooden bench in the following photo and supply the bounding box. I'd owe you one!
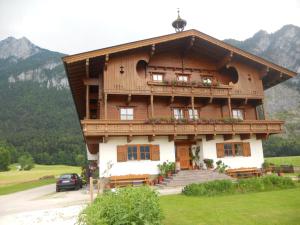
[109,174,150,188]
[226,167,262,178]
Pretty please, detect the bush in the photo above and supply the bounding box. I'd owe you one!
[18,153,35,170]
[0,146,11,171]
[78,186,163,225]
[183,180,234,196]
[183,176,296,197]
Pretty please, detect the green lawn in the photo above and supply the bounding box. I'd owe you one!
[161,187,300,225]
[265,156,300,167]
[0,164,80,195]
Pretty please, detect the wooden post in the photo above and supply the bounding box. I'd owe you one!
[191,96,195,119]
[104,93,107,120]
[97,179,101,194]
[86,85,90,119]
[150,95,154,118]
[228,98,232,118]
[90,176,93,203]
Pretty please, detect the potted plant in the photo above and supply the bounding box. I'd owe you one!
[203,158,214,169]
[215,160,228,173]
[190,146,201,169]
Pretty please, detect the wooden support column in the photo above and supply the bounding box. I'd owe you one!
[228,98,232,118]
[104,93,107,120]
[150,95,154,118]
[85,59,89,78]
[191,96,195,119]
[86,85,90,119]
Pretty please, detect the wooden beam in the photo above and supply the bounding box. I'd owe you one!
[127,135,133,143]
[168,135,175,142]
[217,51,233,70]
[188,134,197,141]
[228,98,232,118]
[209,97,213,104]
[169,95,175,105]
[240,133,251,140]
[127,94,132,105]
[223,134,233,141]
[103,135,109,143]
[104,93,107,120]
[86,85,90,119]
[259,66,269,80]
[83,78,99,86]
[150,95,154,118]
[85,59,89,78]
[148,135,155,142]
[191,96,195,119]
[184,36,195,55]
[104,54,109,71]
[206,134,215,141]
[150,44,155,58]
[256,133,268,140]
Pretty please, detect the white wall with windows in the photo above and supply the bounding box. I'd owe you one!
[98,136,175,177]
[200,135,264,169]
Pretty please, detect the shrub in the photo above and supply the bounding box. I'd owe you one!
[78,186,163,225]
[183,176,295,197]
[18,153,35,171]
[0,146,11,171]
[183,180,234,196]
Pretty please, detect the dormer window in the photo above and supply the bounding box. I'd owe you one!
[152,73,163,82]
[177,74,189,82]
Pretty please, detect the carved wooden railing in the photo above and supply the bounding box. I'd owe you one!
[104,82,264,99]
[81,120,284,136]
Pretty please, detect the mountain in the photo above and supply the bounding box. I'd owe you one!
[0,25,299,163]
[0,37,84,165]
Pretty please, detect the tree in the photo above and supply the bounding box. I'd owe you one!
[75,154,86,167]
[18,153,35,170]
[0,146,11,171]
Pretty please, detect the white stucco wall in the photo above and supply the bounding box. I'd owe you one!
[99,136,175,177]
[86,145,98,160]
[200,135,264,169]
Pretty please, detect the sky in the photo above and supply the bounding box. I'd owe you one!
[0,0,299,54]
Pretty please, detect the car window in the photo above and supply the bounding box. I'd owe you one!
[60,174,72,179]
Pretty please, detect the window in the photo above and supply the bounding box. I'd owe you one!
[177,75,189,82]
[188,109,199,120]
[224,143,233,156]
[120,108,134,120]
[173,108,184,119]
[202,76,213,85]
[234,143,243,156]
[140,145,150,160]
[232,109,244,120]
[127,145,138,160]
[152,74,163,82]
[117,145,158,162]
[216,142,251,158]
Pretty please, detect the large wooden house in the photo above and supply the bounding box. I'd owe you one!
[63,29,296,177]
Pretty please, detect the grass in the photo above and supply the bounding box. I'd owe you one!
[265,156,300,167]
[161,187,300,225]
[0,164,80,195]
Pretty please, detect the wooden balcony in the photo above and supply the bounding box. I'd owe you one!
[104,82,264,99]
[81,120,284,138]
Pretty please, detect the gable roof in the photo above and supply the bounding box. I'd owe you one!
[62,29,297,78]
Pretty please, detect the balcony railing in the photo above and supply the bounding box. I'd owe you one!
[104,82,264,99]
[81,120,284,137]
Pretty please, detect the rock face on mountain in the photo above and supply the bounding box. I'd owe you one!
[225,25,300,136]
[0,24,299,162]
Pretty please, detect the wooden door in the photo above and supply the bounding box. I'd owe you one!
[176,145,190,169]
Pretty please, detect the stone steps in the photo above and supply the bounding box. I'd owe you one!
[156,170,233,189]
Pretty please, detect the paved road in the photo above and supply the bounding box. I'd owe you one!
[0,184,90,225]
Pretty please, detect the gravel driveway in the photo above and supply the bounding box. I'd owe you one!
[0,184,90,225]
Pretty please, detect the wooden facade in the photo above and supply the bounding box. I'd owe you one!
[63,29,296,154]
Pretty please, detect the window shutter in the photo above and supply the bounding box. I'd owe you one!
[151,145,160,161]
[243,142,251,157]
[117,145,127,162]
[216,143,224,158]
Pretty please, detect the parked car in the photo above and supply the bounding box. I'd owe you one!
[56,173,82,192]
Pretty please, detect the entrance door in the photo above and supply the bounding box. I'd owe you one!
[176,144,190,169]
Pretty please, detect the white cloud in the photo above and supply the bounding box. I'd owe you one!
[0,0,299,54]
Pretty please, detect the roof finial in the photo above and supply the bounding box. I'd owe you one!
[172,8,187,32]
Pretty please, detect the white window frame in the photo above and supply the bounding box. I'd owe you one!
[173,108,184,120]
[120,107,134,120]
[232,109,244,120]
[188,109,198,120]
[177,75,189,82]
[152,74,163,82]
